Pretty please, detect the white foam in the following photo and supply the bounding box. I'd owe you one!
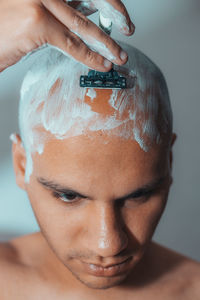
[9,133,18,144]
[19,42,172,182]
[92,0,130,33]
[86,88,97,102]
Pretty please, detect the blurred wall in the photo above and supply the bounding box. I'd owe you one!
[0,0,199,260]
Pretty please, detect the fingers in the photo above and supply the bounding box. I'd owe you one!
[92,0,135,36]
[46,19,113,71]
[67,1,97,16]
[41,0,129,67]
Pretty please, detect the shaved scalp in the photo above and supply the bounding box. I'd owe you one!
[18,42,173,181]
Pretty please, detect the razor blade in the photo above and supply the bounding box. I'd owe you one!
[80,69,126,89]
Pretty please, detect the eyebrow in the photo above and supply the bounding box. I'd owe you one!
[37,175,167,201]
[117,176,166,201]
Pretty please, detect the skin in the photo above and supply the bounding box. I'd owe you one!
[0,89,199,299]
[0,0,134,72]
[20,134,172,290]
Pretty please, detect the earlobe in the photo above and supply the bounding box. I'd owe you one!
[12,134,26,190]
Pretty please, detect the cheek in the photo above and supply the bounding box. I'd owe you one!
[27,183,84,257]
[124,196,167,246]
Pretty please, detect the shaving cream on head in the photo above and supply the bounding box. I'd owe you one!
[19,42,172,182]
[86,88,97,102]
[10,133,18,144]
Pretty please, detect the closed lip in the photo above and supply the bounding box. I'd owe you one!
[80,256,132,277]
[84,257,131,268]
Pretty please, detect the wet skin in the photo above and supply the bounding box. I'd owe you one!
[13,132,174,292]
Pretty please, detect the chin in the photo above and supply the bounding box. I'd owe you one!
[75,272,130,290]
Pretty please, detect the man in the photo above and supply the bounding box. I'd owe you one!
[0,40,199,299]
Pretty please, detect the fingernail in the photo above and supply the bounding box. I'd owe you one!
[130,22,135,33]
[120,50,128,61]
[104,59,112,68]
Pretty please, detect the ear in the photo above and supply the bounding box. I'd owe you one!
[11,134,26,190]
[169,133,177,170]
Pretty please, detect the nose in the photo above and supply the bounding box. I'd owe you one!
[88,203,128,258]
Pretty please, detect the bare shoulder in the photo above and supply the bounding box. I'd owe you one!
[0,232,46,299]
[0,232,43,268]
[0,239,24,299]
[171,250,200,299]
[151,241,200,298]
[0,232,45,268]
[0,233,33,275]
[0,240,18,266]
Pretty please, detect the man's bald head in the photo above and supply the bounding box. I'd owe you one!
[18,42,173,181]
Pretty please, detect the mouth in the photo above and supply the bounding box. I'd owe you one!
[81,256,132,277]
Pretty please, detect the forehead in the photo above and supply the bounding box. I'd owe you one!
[32,134,167,190]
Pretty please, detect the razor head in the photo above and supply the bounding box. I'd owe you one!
[80,69,127,89]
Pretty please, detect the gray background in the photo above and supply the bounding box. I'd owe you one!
[0,0,199,260]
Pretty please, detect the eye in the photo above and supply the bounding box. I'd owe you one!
[52,191,80,203]
[138,190,156,202]
[126,190,155,205]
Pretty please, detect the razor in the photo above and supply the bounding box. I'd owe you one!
[80,13,127,89]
